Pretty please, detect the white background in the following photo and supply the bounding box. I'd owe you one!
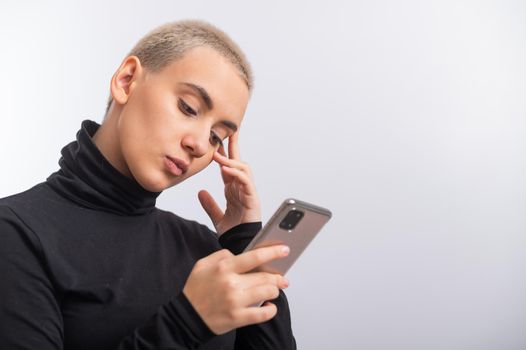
[1,1,525,349]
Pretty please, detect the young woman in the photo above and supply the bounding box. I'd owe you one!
[0,20,296,349]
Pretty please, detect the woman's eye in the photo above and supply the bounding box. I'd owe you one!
[178,98,197,116]
[210,131,223,147]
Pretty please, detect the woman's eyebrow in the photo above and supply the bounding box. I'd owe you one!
[179,81,238,133]
[179,82,213,110]
[221,120,238,133]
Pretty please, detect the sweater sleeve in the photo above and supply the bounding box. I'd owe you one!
[116,292,215,349]
[219,222,297,350]
[0,205,215,350]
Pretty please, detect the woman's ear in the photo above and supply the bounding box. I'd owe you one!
[109,55,143,106]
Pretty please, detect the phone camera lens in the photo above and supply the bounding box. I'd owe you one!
[279,209,304,231]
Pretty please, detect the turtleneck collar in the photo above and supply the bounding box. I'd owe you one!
[46,119,161,216]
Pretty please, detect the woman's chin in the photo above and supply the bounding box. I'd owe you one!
[133,170,171,193]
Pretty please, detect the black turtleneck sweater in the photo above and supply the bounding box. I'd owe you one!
[0,120,295,350]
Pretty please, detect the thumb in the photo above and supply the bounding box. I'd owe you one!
[198,190,224,227]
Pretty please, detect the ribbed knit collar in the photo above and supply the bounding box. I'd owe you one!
[46,119,161,216]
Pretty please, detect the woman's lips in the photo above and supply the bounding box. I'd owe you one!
[165,156,189,176]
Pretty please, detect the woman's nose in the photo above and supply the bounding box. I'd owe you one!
[181,129,209,158]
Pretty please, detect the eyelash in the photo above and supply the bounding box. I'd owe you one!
[210,132,223,148]
[178,98,223,148]
[178,98,197,116]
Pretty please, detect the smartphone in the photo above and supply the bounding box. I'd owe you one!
[243,198,332,277]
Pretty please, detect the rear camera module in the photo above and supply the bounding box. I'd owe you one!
[279,209,304,231]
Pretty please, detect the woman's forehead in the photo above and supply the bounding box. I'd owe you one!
[159,49,249,117]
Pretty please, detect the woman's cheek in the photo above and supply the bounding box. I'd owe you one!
[197,156,213,173]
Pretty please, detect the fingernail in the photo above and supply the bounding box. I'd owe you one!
[282,278,290,288]
[281,246,290,255]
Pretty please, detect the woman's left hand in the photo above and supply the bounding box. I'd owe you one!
[198,132,261,235]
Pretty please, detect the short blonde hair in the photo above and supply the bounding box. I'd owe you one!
[104,19,253,115]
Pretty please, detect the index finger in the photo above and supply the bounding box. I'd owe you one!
[217,143,227,157]
[229,245,290,274]
[228,132,241,160]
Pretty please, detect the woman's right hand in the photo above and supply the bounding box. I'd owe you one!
[182,245,290,335]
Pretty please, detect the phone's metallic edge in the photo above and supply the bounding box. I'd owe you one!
[285,198,332,218]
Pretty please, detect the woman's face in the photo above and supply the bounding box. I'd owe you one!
[114,46,250,192]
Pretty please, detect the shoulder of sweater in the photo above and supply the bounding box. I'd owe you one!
[0,198,44,255]
[0,182,48,202]
[0,182,50,214]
